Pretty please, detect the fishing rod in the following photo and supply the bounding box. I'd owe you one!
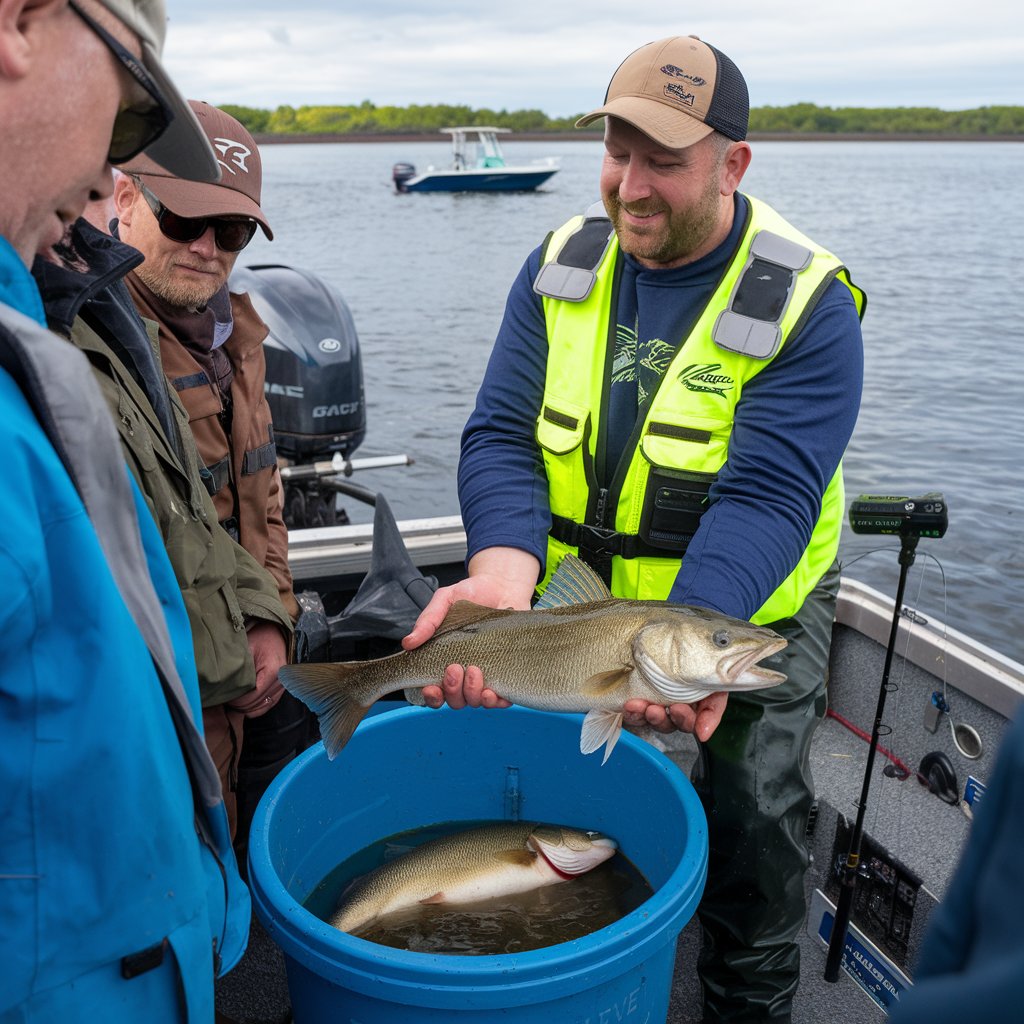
[824,492,948,983]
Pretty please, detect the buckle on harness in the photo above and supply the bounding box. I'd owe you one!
[576,523,624,556]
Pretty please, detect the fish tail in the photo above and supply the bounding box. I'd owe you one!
[278,664,374,759]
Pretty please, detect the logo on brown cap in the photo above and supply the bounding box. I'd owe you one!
[213,137,253,175]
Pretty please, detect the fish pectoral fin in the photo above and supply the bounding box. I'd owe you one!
[580,709,623,765]
[419,892,447,905]
[495,849,538,868]
[581,668,632,695]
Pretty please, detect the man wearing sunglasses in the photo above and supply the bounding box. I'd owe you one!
[1,2,249,1022]
[114,102,308,859]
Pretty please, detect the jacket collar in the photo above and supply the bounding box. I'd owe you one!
[31,220,143,335]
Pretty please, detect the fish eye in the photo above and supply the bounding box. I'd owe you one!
[712,630,731,648]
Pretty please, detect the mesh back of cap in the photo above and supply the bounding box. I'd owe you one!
[705,44,749,141]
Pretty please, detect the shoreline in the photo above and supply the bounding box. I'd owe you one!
[254,130,1022,145]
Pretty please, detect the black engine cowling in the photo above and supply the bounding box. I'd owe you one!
[392,162,417,192]
[232,263,366,463]
[231,264,366,528]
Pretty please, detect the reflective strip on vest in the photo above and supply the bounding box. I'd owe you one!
[537,194,865,623]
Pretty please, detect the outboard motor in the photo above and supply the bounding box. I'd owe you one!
[392,162,417,192]
[230,263,366,528]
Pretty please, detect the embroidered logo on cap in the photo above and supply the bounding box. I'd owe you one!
[665,83,696,107]
[660,64,707,87]
[213,137,251,175]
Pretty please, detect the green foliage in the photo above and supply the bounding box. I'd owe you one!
[219,105,271,133]
[749,104,1024,136]
[225,102,1024,137]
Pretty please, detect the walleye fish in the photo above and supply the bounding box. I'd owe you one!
[330,821,617,935]
[280,554,788,763]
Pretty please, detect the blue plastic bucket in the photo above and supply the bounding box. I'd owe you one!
[249,705,707,1023]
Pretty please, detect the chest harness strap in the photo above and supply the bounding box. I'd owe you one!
[711,229,813,359]
[533,201,615,303]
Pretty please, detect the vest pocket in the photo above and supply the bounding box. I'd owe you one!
[535,399,589,455]
[637,466,717,552]
[537,399,594,518]
[639,413,730,468]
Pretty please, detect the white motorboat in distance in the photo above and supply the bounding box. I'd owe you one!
[392,127,559,193]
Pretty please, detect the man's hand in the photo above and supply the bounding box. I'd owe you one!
[402,546,539,709]
[622,692,730,743]
[229,620,288,718]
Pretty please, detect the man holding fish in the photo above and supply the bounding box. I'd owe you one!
[403,34,865,1024]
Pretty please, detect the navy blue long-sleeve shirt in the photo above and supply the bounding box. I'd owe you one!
[458,194,864,621]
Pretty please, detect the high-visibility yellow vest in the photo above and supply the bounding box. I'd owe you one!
[535,195,866,623]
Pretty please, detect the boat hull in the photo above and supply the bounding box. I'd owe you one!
[400,168,558,193]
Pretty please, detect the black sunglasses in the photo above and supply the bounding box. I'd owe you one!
[137,181,259,253]
[69,1,173,164]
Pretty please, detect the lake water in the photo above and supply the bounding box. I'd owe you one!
[244,139,1024,664]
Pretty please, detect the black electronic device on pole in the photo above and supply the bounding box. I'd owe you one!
[823,493,948,983]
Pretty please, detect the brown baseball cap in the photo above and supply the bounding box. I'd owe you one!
[123,101,273,240]
[577,36,749,149]
[95,0,219,182]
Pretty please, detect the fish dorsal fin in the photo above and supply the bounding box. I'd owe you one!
[534,553,611,609]
[434,600,514,637]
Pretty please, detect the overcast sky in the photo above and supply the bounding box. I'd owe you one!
[163,1,1022,116]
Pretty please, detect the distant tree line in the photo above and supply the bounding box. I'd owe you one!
[221,101,1024,138]
[221,101,576,135]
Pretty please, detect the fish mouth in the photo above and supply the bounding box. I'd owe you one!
[530,835,617,877]
[718,638,788,689]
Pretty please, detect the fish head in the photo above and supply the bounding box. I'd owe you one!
[528,825,618,877]
[633,607,788,702]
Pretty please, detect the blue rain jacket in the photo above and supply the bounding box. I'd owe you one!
[0,236,249,1022]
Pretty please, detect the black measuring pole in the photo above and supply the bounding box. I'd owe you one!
[824,532,919,982]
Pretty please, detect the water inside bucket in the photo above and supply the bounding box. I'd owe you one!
[302,818,654,955]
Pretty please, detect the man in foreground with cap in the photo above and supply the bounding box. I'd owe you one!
[113,103,308,855]
[405,36,865,1022]
[0,1,249,1019]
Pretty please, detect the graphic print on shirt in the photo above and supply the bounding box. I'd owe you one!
[612,319,680,406]
[611,319,637,386]
[638,337,677,406]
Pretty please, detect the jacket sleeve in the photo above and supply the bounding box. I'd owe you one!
[262,463,300,622]
[458,247,552,571]
[230,531,294,635]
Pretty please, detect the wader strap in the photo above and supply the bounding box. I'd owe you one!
[170,370,210,392]
[712,230,813,360]
[533,201,616,303]
[203,456,231,496]
[242,425,277,475]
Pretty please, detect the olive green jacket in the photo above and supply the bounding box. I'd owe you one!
[70,313,292,707]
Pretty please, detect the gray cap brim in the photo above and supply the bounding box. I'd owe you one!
[137,40,221,184]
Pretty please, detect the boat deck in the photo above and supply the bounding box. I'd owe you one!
[662,617,1010,1022]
